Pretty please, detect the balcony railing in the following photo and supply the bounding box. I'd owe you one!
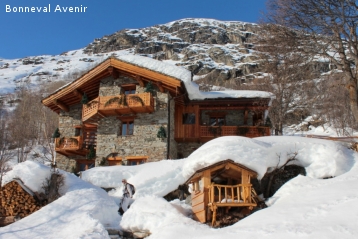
[82,93,154,122]
[208,183,255,206]
[200,126,270,138]
[55,136,83,151]
[82,99,99,122]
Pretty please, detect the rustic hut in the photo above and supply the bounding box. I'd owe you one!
[185,159,258,226]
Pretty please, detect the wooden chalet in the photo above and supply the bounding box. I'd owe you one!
[185,160,258,226]
[42,56,273,172]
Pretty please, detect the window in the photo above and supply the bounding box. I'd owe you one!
[183,113,196,124]
[125,156,147,166]
[205,112,227,126]
[210,117,225,126]
[76,160,95,172]
[108,156,122,166]
[121,121,134,136]
[121,84,136,95]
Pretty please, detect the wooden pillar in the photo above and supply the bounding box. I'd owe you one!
[244,110,248,125]
[202,170,211,223]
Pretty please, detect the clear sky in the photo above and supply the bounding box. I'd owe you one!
[1,0,267,59]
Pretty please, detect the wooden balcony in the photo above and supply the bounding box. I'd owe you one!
[200,126,270,138]
[82,93,154,123]
[175,125,270,142]
[55,136,87,156]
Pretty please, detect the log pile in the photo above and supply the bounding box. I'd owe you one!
[0,180,46,223]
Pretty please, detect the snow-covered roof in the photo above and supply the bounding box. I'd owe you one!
[43,54,274,107]
[115,54,274,101]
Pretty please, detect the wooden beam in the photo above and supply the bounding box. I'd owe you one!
[156,81,164,93]
[53,99,69,112]
[135,75,145,87]
[73,89,84,100]
[107,66,119,79]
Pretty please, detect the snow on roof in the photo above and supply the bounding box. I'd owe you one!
[115,54,274,101]
[80,136,355,197]
[1,161,120,238]
[46,54,274,102]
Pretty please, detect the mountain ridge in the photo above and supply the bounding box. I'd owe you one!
[0,18,264,95]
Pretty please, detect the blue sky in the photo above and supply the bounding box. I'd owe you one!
[1,0,267,59]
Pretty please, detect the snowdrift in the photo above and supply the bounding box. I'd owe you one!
[1,136,358,238]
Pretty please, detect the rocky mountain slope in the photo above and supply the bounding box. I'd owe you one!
[0,18,266,95]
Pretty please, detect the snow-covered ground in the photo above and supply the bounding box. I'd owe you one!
[1,136,358,238]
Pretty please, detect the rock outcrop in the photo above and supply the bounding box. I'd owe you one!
[83,18,262,84]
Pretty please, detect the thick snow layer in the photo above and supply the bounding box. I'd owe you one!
[122,165,358,239]
[1,136,358,238]
[82,136,355,199]
[0,161,120,239]
[116,54,274,101]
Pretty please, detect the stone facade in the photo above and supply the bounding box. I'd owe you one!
[56,74,175,171]
[168,97,177,159]
[95,75,171,165]
[56,104,83,172]
[177,142,204,158]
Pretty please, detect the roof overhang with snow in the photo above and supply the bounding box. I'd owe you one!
[41,57,185,113]
[185,159,258,184]
[42,55,274,113]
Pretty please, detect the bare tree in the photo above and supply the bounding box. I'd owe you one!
[266,0,358,123]
[0,111,13,189]
[253,24,317,134]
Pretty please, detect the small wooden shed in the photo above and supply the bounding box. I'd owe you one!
[185,159,258,225]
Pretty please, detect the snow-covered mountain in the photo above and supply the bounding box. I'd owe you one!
[0,18,265,95]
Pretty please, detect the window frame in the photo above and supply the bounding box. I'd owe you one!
[121,84,136,95]
[121,121,134,136]
[182,113,196,125]
[125,156,148,166]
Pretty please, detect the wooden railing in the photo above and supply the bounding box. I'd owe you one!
[55,136,83,151]
[82,93,154,122]
[200,126,270,138]
[99,93,153,110]
[82,98,99,122]
[208,184,254,205]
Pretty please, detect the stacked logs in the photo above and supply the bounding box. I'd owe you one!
[0,181,46,220]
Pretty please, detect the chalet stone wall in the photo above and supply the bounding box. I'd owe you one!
[201,110,253,126]
[58,104,82,137]
[56,104,83,171]
[56,155,77,172]
[168,97,177,159]
[99,76,137,96]
[177,142,204,158]
[95,76,172,165]
[55,75,177,171]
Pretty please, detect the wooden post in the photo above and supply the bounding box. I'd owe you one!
[244,110,248,125]
[202,170,211,223]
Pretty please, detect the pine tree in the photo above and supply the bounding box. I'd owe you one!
[87,145,96,160]
[81,93,89,105]
[265,117,272,128]
[52,128,61,138]
[157,126,166,139]
[144,82,155,94]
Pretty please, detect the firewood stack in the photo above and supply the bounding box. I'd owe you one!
[0,180,46,220]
